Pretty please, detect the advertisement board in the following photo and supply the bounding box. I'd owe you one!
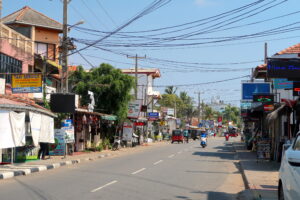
[240,101,252,110]
[11,74,42,93]
[293,82,300,96]
[127,100,142,118]
[267,59,300,79]
[147,112,159,120]
[123,122,133,141]
[49,129,65,156]
[253,94,274,103]
[61,119,75,143]
[167,108,175,116]
[242,82,271,100]
[273,79,293,89]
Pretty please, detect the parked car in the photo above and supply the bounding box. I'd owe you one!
[278,133,300,200]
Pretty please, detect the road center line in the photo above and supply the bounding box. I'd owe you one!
[91,180,118,193]
[153,160,163,165]
[131,168,146,175]
[168,154,175,158]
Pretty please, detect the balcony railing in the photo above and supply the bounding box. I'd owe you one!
[0,23,34,55]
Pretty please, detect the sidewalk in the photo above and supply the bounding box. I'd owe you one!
[233,141,280,200]
[0,141,168,180]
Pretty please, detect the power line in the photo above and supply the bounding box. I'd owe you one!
[149,75,250,88]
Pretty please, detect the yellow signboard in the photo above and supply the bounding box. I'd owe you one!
[12,74,42,93]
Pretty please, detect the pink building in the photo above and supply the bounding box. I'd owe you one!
[0,22,34,75]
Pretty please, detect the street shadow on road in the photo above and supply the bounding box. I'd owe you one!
[193,143,236,161]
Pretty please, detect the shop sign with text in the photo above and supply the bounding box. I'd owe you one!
[12,74,42,93]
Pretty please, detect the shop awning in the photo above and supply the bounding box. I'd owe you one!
[101,115,117,121]
[266,103,286,125]
[46,59,62,70]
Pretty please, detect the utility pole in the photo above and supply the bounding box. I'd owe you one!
[195,91,204,123]
[0,0,2,39]
[62,0,69,93]
[264,42,268,64]
[127,54,146,99]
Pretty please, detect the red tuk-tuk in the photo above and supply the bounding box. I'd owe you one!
[171,129,184,143]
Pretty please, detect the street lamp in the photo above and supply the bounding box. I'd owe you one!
[68,20,84,31]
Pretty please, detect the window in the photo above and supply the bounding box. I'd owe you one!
[35,42,56,61]
[0,53,22,83]
[293,135,300,151]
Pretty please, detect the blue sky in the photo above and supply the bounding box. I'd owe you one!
[2,0,300,105]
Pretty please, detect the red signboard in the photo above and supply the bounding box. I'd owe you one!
[134,122,145,126]
[263,104,274,112]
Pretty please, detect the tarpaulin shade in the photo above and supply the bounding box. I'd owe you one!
[101,115,117,121]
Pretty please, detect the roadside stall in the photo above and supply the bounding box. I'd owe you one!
[0,94,56,163]
[73,108,117,152]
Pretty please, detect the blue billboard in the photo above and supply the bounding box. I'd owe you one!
[242,83,271,100]
[273,79,293,89]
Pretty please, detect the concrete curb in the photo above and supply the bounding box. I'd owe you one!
[231,142,261,200]
[0,153,111,180]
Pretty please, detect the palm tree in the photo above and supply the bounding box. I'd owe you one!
[165,86,177,94]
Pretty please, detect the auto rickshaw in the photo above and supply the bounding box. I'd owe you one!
[171,129,184,143]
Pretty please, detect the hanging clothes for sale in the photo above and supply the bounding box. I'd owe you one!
[39,115,55,143]
[9,111,26,147]
[29,112,42,146]
[0,111,15,148]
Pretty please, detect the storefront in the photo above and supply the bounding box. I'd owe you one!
[73,108,117,152]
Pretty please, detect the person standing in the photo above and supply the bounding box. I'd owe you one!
[38,142,48,160]
[183,129,189,143]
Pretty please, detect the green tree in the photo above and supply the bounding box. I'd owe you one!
[222,105,241,126]
[69,64,134,122]
[178,91,194,119]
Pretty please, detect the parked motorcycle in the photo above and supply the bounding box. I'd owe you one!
[112,136,125,151]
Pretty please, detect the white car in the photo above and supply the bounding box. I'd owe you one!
[278,133,300,200]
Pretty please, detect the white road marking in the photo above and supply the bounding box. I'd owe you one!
[153,160,163,165]
[168,154,175,158]
[131,168,146,175]
[178,151,182,154]
[91,180,118,193]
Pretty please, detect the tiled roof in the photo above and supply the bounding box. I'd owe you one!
[2,6,62,31]
[256,63,267,71]
[254,43,300,76]
[0,94,48,111]
[276,43,300,55]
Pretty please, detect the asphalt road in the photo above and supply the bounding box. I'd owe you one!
[0,137,245,200]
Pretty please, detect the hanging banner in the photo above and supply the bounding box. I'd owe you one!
[0,78,5,94]
[11,74,42,93]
